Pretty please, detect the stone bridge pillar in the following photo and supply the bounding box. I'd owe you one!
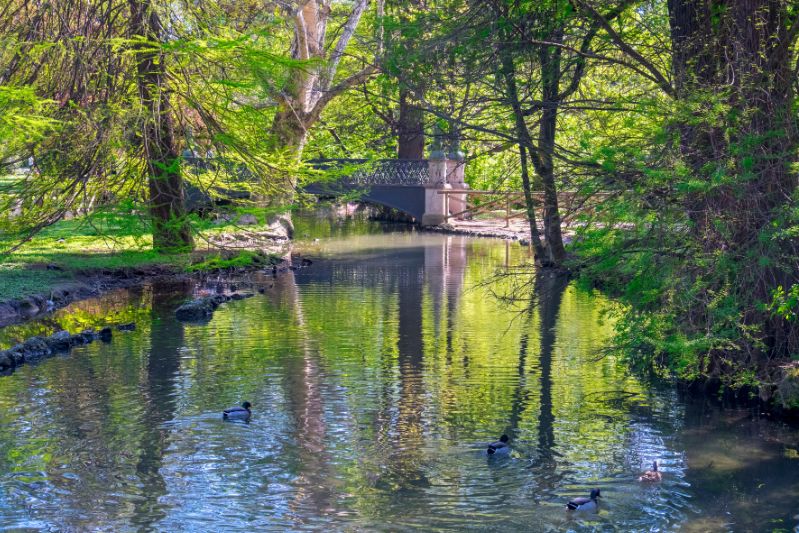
[421,129,469,227]
[422,154,448,226]
[446,137,468,219]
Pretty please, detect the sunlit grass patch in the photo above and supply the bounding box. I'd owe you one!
[0,207,264,301]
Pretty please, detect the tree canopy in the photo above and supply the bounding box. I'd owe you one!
[1,0,798,401]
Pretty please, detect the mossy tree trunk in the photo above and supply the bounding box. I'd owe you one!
[129,0,193,253]
[667,0,799,358]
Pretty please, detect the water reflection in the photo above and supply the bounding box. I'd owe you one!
[0,222,797,531]
[131,284,190,530]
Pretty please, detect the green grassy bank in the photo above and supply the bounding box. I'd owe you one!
[0,208,282,303]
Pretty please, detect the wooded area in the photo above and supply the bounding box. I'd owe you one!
[1,0,798,403]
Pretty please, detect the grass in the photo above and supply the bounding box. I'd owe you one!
[0,207,280,302]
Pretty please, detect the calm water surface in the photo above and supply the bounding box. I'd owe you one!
[0,216,798,532]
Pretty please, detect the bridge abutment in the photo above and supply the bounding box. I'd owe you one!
[422,156,447,226]
[421,156,469,226]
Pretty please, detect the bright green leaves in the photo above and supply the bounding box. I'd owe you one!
[770,285,799,322]
[0,86,58,154]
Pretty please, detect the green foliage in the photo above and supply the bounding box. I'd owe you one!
[770,285,799,322]
[0,0,797,404]
[186,250,277,272]
[0,86,58,155]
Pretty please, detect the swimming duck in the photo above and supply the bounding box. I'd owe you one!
[487,434,510,455]
[567,488,601,512]
[223,401,252,420]
[638,460,662,482]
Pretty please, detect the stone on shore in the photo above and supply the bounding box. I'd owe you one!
[0,327,104,373]
[20,336,52,362]
[45,330,74,351]
[0,352,12,371]
[17,297,41,317]
[237,214,259,225]
[77,329,98,343]
[230,293,254,301]
[99,327,113,342]
[175,295,231,321]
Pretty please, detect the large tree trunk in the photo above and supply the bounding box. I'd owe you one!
[668,0,799,360]
[397,85,425,159]
[535,32,567,265]
[518,145,547,262]
[129,0,193,253]
[499,40,565,267]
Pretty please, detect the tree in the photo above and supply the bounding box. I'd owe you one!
[570,0,799,390]
[129,0,193,252]
[0,0,291,252]
[263,0,377,231]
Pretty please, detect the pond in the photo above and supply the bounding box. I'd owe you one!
[0,216,797,531]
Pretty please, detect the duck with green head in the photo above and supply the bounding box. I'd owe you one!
[223,401,252,421]
[567,489,601,512]
[487,434,510,455]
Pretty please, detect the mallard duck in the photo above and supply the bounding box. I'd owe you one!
[567,488,601,511]
[638,460,662,482]
[487,434,510,455]
[223,401,252,420]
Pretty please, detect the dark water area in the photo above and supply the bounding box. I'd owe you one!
[0,216,798,532]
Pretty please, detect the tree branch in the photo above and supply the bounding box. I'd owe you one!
[572,0,676,98]
[308,64,377,124]
[321,0,369,92]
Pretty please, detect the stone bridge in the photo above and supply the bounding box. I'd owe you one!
[303,157,469,226]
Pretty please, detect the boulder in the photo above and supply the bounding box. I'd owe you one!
[209,295,230,308]
[45,330,74,351]
[0,351,12,371]
[175,295,232,321]
[75,330,97,344]
[237,214,259,225]
[17,297,40,317]
[175,298,216,321]
[98,327,113,342]
[20,336,51,362]
[230,293,254,301]
[0,303,18,324]
[116,322,136,331]
[7,347,24,366]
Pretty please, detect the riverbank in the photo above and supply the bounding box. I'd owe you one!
[434,217,532,241]
[0,210,293,326]
[0,212,538,328]
[429,216,574,246]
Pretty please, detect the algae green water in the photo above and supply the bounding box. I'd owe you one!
[0,218,797,531]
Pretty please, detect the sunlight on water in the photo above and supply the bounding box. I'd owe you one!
[0,215,798,531]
